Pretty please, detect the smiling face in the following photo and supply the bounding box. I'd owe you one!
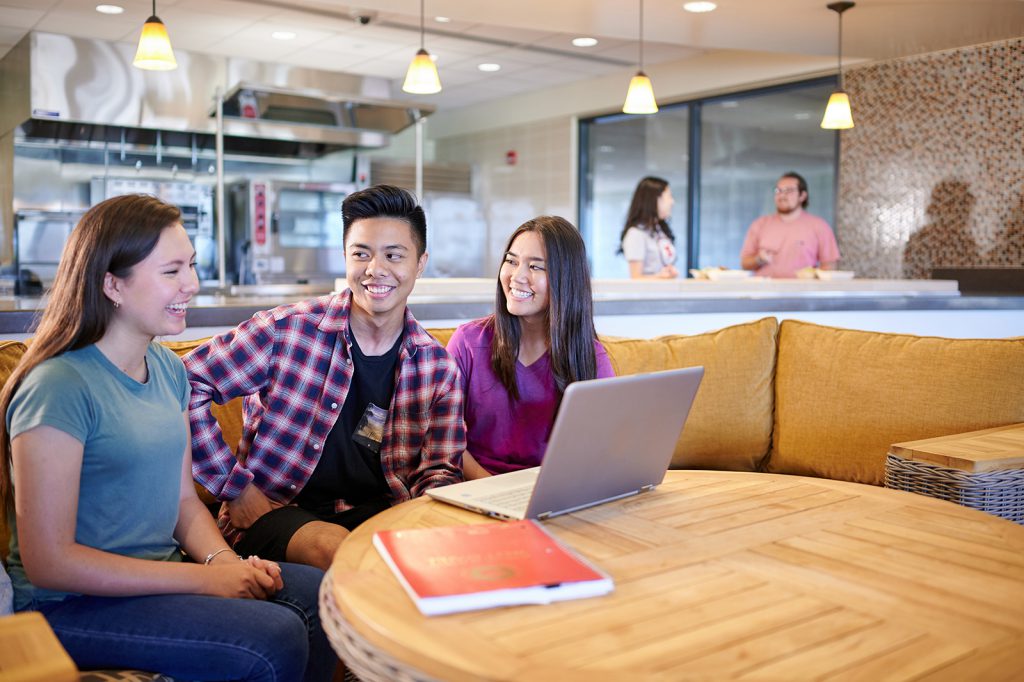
[105,223,198,340]
[499,230,549,325]
[345,217,427,326]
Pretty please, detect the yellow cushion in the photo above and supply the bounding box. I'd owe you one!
[599,318,778,472]
[0,341,26,387]
[0,341,27,563]
[427,327,456,347]
[769,320,1024,485]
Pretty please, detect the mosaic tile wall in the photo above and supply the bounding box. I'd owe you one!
[839,38,1024,278]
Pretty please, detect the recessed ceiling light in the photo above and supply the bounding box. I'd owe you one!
[478,63,501,72]
[572,37,598,47]
[683,1,717,12]
[720,100,739,108]
[794,112,811,120]
[95,4,125,14]
[434,16,451,23]
[272,31,296,40]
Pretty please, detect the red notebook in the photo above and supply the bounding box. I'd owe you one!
[373,520,614,616]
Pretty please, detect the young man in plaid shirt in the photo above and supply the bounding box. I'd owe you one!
[184,185,465,569]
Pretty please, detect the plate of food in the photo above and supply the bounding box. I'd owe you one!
[815,269,855,280]
[795,268,855,280]
[690,267,752,280]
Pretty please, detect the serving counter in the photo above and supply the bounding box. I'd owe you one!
[1,278,1022,341]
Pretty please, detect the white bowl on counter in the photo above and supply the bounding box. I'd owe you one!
[816,270,856,280]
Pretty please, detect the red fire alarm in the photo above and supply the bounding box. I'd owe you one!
[505,150,517,166]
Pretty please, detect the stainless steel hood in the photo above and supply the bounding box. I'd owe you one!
[0,32,434,156]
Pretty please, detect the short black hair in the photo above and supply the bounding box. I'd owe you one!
[341,184,427,255]
[780,171,809,208]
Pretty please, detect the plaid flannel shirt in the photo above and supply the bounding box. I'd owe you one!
[184,290,465,517]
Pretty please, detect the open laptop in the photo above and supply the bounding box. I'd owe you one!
[426,366,704,520]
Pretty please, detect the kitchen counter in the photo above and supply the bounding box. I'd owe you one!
[2,278,1022,340]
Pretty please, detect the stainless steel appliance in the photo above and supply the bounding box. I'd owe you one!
[230,180,356,287]
[13,209,85,294]
[91,178,217,282]
[1,32,434,154]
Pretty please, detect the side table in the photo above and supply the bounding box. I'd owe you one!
[887,423,1024,523]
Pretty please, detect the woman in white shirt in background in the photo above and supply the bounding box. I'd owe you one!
[618,176,679,279]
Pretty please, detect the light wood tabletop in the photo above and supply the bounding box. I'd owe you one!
[322,470,1024,681]
[889,422,1024,473]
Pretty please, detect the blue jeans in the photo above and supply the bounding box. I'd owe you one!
[34,563,335,682]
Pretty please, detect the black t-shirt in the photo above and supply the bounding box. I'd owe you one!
[294,332,402,514]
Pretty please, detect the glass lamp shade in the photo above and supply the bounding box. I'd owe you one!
[622,72,658,114]
[820,90,854,129]
[133,16,177,71]
[402,49,442,94]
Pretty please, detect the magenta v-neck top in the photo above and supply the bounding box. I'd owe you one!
[446,318,614,474]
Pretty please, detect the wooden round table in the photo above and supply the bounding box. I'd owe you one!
[320,471,1024,681]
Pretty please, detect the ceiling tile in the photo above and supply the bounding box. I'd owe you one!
[2,0,59,9]
[169,0,276,20]
[34,14,138,41]
[0,7,47,29]
[226,21,335,45]
[280,47,372,72]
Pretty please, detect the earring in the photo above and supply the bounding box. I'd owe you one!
[113,300,120,309]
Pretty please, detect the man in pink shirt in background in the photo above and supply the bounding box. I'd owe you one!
[740,171,841,278]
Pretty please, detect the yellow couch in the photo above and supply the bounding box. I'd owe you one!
[3,318,1024,558]
[128,318,1024,485]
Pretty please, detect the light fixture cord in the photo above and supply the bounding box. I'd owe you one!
[152,0,156,17]
[835,8,843,89]
[634,0,643,69]
[420,0,425,50]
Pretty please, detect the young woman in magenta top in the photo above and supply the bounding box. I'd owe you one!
[446,216,614,479]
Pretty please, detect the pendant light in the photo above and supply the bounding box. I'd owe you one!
[622,0,658,114]
[403,0,441,94]
[820,1,854,129]
[133,0,177,71]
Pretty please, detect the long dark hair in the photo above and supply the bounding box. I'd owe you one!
[489,216,598,400]
[617,176,675,253]
[0,194,181,513]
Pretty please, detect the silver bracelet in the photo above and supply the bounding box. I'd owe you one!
[203,548,238,565]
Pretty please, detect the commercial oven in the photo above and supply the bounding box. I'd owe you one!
[229,180,355,287]
[91,178,217,283]
[13,209,85,294]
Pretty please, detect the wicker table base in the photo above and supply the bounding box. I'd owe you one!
[886,423,1024,524]
[319,568,437,682]
[885,454,1024,523]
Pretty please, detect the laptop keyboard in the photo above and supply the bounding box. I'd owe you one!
[476,485,534,509]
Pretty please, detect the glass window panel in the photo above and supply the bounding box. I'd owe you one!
[276,190,345,248]
[581,109,689,279]
[697,83,837,269]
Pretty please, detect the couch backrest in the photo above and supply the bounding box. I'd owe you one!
[0,342,28,563]
[768,319,1024,485]
[600,317,778,472]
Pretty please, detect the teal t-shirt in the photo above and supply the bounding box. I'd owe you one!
[5,342,190,610]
